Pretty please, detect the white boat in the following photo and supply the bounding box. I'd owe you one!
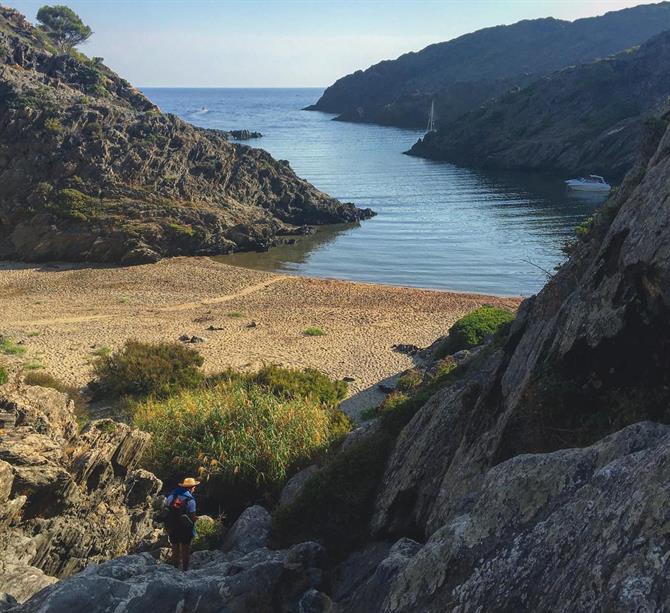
[565,175,611,192]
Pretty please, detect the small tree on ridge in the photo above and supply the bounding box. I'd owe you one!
[37,5,92,53]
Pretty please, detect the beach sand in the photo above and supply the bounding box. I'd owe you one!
[0,257,521,418]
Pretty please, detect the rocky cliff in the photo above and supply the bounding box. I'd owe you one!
[0,383,161,605]
[307,2,670,130]
[10,104,670,611]
[0,7,372,264]
[407,30,670,180]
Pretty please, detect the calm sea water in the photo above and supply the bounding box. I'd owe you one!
[142,87,605,296]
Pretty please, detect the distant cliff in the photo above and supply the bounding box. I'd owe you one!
[408,30,670,180]
[0,7,372,265]
[307,2,670,130]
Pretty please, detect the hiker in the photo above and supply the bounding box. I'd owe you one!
[163,477,198,571]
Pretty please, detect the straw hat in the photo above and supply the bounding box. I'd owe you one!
[178,477,200,488]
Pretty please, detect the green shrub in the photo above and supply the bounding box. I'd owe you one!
[133,377,347,512]
[226,312,243,318]
[0,338,26,356]
[49,188,99,221]
[92,345,111,357]
[432,357,458,383]
[303,327,326,337]
[437,306,514,358]
[396,369,423,392]
[91,340,204,399]
[43,117,63,133]
[378,390,410,414]
[0,366,7,386]
[192,517,224,551]
[252,365,347,408]
[575,216,594,240]
[167,222,195,237]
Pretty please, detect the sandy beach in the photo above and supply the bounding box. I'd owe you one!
[0,257,520,418]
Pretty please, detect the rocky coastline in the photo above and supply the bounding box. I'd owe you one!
[407,30,670,180]
[0,7,373,265]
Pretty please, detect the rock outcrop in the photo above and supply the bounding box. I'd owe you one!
[0,7,373,264]
[10,511,329,613]
[0,384,161,603]
[344,75,670,610]
[407,30,670,180]
[307,2,670,129]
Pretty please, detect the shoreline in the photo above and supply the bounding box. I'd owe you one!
[0,257,521,418]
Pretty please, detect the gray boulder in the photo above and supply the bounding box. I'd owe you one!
[221,505,271,555]
[279,465,319,509]
[12,541,327,612]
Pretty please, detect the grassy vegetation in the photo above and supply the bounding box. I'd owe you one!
[226,311,244,318]
[43,117,63,133]
[0,366,7,386]
[396,369,423,393]
[250,364,347,408]
[166,222,195,237]
[436,306,514,358]
[192,517,224,551]
[0,338,26,356]
[91,340,204,399]
[23,360,44,371]
[133,372,350,513]
[48,188,99,222]
[303,327,326,337]
[92,345,112,357]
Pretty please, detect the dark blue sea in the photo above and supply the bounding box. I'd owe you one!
[142,87,605,297]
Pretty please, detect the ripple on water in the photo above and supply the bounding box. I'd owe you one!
[143,87,606,296]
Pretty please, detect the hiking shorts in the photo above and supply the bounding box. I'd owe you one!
[168,524,194,545]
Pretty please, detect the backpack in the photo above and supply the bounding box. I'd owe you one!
[163,493,194,530]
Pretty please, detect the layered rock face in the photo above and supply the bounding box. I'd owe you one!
[347,93,670,610]
[0,384,161,604]
[307,2,670,129]
[408,31,670,180]
[10,505,331,613]
[0,7,372,264]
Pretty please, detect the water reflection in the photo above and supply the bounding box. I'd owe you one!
[143,87,608,296]
[216,223,357,272]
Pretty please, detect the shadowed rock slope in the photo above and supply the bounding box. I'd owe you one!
[356,106,670,610]
[408,30,670,180]
[307,2,670,130]
[0,7,372,264]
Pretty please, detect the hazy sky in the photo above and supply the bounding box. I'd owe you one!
[6,0,655,87]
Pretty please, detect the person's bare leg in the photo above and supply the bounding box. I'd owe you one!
[170,542,180,569]
[181,543,190,571]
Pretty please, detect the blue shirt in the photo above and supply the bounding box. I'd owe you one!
[166,487,196,515]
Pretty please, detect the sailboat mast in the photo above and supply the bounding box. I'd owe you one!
[427,100,435,132]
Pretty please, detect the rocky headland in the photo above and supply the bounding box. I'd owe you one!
[0,7,372,265]
[307,2,670,130]
[407,30,670,180]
